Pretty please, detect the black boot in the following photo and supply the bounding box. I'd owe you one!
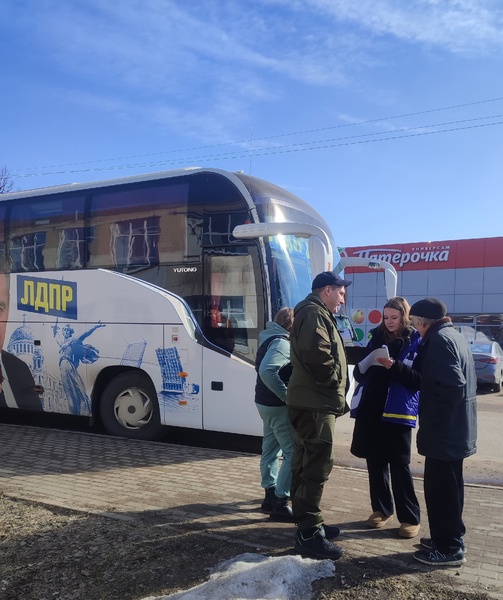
[269,496,295,522]
[260,486,276,513]
[294,526,344,560]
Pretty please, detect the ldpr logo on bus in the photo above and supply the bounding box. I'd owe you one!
[17,275,78,319]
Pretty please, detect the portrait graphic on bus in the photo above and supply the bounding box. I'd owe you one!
[0,261,42,412]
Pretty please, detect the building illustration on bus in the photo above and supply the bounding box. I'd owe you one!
[0,167,396,440]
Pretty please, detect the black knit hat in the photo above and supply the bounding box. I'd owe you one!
[410,297,447,320]
[311,271,352,290]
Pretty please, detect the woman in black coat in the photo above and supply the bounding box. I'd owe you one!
[350,297,421,538]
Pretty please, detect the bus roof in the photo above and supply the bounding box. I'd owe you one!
[0,166,252,201]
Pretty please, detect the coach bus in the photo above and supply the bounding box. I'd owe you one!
[0,167,396,440]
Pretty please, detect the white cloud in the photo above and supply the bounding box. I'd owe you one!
[291,0,503,54]
[4,0,503,143]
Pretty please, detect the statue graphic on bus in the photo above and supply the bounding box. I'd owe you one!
[52,320,106,415]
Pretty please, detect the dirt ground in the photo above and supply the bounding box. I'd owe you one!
[0,495,495,600]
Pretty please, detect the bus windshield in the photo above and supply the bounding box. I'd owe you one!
[234,172,340,314]
[268,234,313,310]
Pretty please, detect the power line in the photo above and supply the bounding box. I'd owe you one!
[15,117,503,179]
[10,96,503,176]
[248,113,503,153]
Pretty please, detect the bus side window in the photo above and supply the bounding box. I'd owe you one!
[7,197,86,272]
[8,200,46,272]
[88,182,191,270]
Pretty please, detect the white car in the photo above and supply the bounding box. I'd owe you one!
[470,342,503,392]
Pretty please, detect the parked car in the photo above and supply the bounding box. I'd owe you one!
[470,341,503,392]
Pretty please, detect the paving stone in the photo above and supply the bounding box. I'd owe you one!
[0,422,502,595]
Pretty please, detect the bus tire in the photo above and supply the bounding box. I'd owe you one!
[99,372,164,440]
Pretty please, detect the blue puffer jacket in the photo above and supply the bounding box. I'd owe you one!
[381,329,421,427]
[352,327,420,427]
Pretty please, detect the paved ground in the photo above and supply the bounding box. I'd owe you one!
[1,422,502,598]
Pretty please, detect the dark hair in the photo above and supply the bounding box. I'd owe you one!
[379,296,411,340]
[274,307,294,332]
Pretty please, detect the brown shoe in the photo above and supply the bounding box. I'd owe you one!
[399,522,420,538]
[366,511,393,528]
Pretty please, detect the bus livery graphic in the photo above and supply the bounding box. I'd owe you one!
[121,340,147,367]
[52,321,106,415]
[17,275,77,319]
[156,347,186,393]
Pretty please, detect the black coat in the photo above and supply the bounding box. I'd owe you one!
[413,321,477,461]
[350,327,415,463]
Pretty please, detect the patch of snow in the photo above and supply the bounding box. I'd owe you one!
[145,552,336,600]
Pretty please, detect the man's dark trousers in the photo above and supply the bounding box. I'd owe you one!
[288,408,336,533]
[424,456,465,553]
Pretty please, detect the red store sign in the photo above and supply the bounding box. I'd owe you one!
[340,237,503,272]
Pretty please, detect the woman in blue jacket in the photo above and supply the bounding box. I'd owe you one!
[350,297,421,538]
[255,307,295,521]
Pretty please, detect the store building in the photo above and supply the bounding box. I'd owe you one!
[340,236,503,345]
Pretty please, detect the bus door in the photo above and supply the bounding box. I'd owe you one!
[201,245,264,436]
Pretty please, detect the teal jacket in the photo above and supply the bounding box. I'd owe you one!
[255,321,291,404]
[287,293,349,415]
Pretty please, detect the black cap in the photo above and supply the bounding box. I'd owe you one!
[311,271,352,291]
[410,297,447,320]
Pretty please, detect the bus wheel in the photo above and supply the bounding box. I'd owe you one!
[99,372,163,440]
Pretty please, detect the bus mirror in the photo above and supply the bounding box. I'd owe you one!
[309,236,330,277]
[340,257,398,300]
[233,222,334,272]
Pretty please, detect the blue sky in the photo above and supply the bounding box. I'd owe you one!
[2,0,503,248]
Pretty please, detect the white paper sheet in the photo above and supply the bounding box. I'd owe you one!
[357,346,390,374]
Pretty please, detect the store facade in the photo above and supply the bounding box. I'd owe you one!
[341,236,503,346]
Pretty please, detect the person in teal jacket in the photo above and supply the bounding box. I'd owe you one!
[255,307,295,521]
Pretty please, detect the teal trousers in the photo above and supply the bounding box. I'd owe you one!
[256,403,295,498]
